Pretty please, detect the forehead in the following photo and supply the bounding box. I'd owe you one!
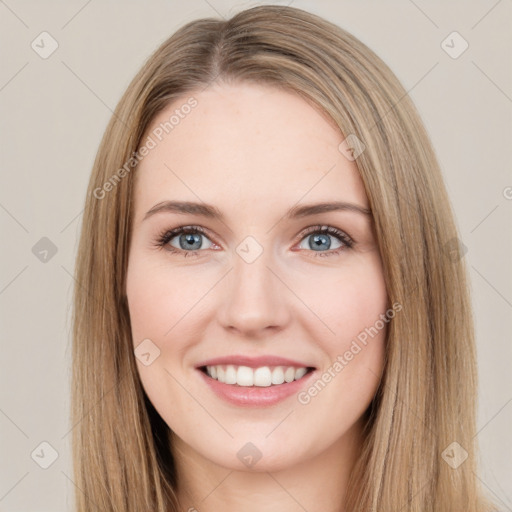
[133,81,368,219]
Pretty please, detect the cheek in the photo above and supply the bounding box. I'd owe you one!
[126,268,169,345]
[291,268,388,437]
[297,253,388,402]
[126,253,213,346]
[126,255,201,415]
[301,253,388,347]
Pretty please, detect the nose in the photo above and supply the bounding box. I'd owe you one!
[216,247,291,339]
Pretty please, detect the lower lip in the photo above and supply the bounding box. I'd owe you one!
[197,368,316,407]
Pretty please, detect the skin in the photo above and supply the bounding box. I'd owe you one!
[126,81,388,512]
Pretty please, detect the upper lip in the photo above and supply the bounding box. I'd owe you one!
[196,355,316,369]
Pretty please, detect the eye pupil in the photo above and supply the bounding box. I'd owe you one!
[310,234,331,251]
[181,233,202,250]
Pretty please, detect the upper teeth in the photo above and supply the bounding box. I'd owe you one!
[205,365,309,387]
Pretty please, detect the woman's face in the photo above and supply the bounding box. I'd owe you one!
[126,81,388,472]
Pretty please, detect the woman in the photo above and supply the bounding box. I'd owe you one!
[71,5,496,511]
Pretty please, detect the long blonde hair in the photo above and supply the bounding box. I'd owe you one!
[71,5,495,511]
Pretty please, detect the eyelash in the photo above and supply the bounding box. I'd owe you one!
[153,224,354,259]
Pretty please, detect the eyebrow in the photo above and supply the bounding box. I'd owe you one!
[143,200,372,222]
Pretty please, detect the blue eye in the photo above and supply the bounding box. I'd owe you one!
[156,226,214,257]
[170,230,213,252]
[297,225,353,257]
[155,224,353,258]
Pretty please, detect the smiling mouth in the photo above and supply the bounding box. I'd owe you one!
[199,364,315,387]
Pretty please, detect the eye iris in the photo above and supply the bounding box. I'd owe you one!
[180,233,202,250]
[310,233,331,251]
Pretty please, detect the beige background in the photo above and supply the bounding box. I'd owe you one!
[1,0,511,510]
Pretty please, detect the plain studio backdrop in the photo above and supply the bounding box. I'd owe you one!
[0,0,511,510]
